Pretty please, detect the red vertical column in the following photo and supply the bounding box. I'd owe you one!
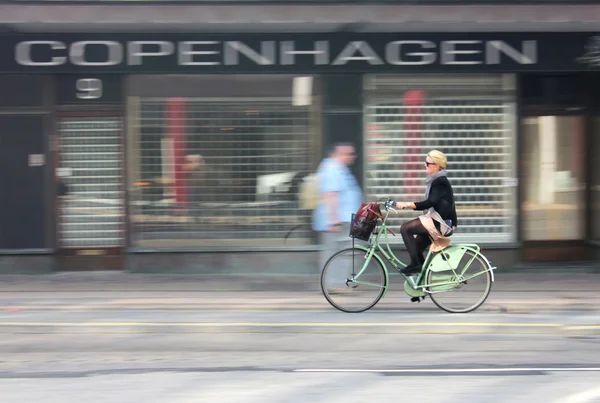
[403,90,425,198]
[367,124,383,163]
[167,97,187,206]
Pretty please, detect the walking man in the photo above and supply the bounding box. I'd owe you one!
[312,142,363,271]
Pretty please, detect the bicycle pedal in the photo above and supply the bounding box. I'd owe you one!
[410,296,425,303]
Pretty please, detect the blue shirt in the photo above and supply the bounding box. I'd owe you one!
[312,158,363,231]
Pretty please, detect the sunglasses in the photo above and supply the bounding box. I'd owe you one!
[425,161,437,167]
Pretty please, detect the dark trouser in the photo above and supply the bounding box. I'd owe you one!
[400,218,432,266]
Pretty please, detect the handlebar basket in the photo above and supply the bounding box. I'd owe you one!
[349,202,381,241]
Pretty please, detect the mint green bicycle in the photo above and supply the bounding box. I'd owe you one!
[320,198,496,314]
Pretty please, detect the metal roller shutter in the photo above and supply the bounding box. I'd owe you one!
[58,117,125,248]
[364,73,517,244]
[128,96,318,248]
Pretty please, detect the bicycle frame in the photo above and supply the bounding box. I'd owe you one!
[349,202,495,297]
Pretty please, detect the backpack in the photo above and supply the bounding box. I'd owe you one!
[298,174,318,210]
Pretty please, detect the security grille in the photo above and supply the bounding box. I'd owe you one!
[364,74,517,244]
[128,97,318,248]
[58,117,125,247]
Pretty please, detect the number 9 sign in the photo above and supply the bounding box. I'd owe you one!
[76,78,103,100]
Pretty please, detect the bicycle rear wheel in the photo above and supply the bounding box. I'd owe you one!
[427,250,492,313]
[321,247,388,313]
[283,224,314,246]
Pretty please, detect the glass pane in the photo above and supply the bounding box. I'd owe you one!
[364,73,518,244]
[591,117,600,241]
[522,115,585,241]
[127,74,321,248]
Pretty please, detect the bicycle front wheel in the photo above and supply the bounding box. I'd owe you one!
[428,250,492,314]
[321,247,388,313]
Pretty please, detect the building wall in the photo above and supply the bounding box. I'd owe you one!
[0,32,599,272]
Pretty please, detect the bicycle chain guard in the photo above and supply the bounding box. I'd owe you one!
[404,278,426,297]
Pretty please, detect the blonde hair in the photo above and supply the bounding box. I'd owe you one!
[427,150,447,169]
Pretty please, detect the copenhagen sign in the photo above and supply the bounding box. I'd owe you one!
[13,38,538,69]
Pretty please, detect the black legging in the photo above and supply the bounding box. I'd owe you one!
[400,218,432,266]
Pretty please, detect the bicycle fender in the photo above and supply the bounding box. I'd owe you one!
[426,245,468,273]
[478,253,496,282]
[451,243,495,282]
[460,245,496,282]
[427,245,495,282]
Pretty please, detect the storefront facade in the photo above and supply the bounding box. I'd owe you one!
[1,31,600,272]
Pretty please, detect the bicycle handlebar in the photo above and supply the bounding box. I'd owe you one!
[377,197,399,214]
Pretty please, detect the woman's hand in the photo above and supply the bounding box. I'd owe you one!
[397,202,415,210]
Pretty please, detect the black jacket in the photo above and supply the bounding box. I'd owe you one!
[413,176,458,227]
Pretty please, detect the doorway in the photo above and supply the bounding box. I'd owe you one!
[521,114,590,261]
[0,116,47,250]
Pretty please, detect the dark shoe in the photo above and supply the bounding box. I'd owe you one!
[401,263,423,275]
[410,296,426,303]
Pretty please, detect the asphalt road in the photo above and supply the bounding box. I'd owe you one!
[1,309,600,402]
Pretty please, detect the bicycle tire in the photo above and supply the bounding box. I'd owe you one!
[320,247,388,313]
[284,224,304,244]
[427,250,492,314]
[283,224,314,246]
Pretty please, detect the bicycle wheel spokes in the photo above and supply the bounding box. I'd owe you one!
[428,250,492,313]
[321,247,387,313]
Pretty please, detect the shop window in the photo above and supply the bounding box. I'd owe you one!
[126,75,321,248]
[591,116,600,242]
[363,74,518,244]
[521,116,585,241]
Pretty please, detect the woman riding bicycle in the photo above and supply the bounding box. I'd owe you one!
[394,150,458,275]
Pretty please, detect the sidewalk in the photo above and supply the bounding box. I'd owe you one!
[0,270,598,313]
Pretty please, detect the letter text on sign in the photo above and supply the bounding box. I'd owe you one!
[486,40,537,64]
[385,41,437,65]
[224,41,275,65]
[280,41,329,65]
[70,41,123,66]
[441,41,483,65]
[179,41,221,66]
[128,41,175,65]
[15,41,67,66]
[332,41,384,65]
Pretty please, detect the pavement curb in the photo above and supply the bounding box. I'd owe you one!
[0,321,598,337]
[1,303,599,313]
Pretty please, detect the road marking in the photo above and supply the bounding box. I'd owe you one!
[558,386,600,403]
[294,368,600,373]
[0,322,564,327]
[564,326,600,330]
